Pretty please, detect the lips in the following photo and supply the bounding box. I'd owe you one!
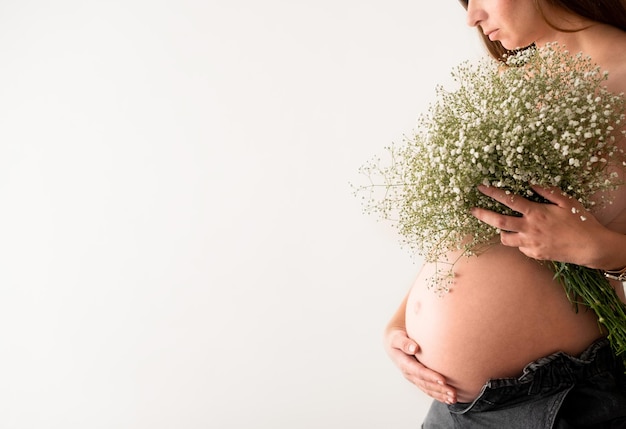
[483,29,499,40]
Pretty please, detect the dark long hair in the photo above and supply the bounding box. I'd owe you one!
[462,0,626,60]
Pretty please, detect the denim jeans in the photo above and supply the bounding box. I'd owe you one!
[422,339,626,428]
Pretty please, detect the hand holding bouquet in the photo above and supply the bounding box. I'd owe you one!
[355,44,626,358]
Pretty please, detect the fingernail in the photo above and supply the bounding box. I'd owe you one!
[408,344,416,353]
[437,380,443,385]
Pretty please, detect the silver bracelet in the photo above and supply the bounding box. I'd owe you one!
[603,266,626,281]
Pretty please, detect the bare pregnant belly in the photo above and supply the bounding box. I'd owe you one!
[405,244,605,402]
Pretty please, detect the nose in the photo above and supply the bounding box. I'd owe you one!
[465,1,484,28]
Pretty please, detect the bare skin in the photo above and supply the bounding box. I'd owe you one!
[384,1,626,406]
[386,187,626,404]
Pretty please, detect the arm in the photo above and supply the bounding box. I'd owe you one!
[384,292,457,404]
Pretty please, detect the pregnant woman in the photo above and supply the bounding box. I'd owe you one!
[384,1,626,427]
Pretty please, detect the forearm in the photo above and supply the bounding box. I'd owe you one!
[587,228,626,303]
[589,228,626,271]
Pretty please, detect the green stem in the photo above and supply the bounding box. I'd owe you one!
[552,261,626,365]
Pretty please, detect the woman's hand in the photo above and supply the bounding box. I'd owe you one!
[384,326,457,404]
[470,185,607,267]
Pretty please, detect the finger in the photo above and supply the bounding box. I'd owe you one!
[499,229,524,248]
[392,350,457,404]
[411,366,457,404]
[531,185,581,209]
[386,330,458,403]
[531,186,593,223]
[470,206,525,233]
[407,369,457,403]
[403,358,457,403]
[477,184,529,214]
[388,329,419,355]
[405,340,418,355]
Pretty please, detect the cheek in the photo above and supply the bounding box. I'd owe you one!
[499,23,535,50]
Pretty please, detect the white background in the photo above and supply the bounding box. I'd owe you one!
[0,1,483,428]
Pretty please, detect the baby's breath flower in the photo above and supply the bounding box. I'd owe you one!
[356,44,625,267]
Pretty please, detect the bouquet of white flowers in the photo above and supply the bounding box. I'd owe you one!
[356,44,626,359]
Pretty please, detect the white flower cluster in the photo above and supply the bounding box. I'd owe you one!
[357,44,625,287]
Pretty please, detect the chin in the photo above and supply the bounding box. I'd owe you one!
[499,42,519,50]
[500,39,534,51]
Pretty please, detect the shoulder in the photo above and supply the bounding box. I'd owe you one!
[595,27,626,95]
